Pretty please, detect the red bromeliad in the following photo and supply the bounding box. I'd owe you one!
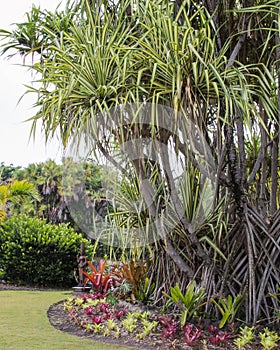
[114,309,127,320]
[80,293,105,301]
[159,317,180,341]
[184,324,201,345]
[99,302,110,313]
[209,331,231,345]
[208,325,218,335]
[92,315,103,324]
[85,307,94,316]
[80,260,117,294]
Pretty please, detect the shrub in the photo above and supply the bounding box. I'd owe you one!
[0,215,92,287]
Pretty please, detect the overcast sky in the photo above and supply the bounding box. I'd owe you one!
[0,1,66,167]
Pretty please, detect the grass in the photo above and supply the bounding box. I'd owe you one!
[0,290,135,350]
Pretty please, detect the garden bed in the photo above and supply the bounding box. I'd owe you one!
[48,300,153,349]
[47,293,279,350]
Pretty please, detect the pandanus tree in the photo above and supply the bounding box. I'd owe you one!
[1,0,279,323]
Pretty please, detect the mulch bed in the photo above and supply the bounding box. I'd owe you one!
[48,300,158,349]
[47,300,279,350]
[45,298,241,350]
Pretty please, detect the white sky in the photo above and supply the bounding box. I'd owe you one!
[0,1,66,167]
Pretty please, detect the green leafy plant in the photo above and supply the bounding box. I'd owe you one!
[138,311,150,320]
[106,319,118,331]
[0,179,40,220]
[134,277,156,305]
[83,298,101,308]
[122,315,137,333]
[141,319,157,330]
[0,214,90,286]
[162,281,206,326]
[211,294,244,328]
[74,298,86,307]
[233,326,255,349]
[103,328,111,337]
[114,326,121,338]
[136,320,158,339]
[84,323,94,332]
[259,328,280,350]
[92,324,104,334]
[104,289,119,306]
[116,280,133,297]
[64,297,75,311]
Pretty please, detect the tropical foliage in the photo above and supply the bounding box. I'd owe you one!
[1,0,279,324]
[0,162,21,182]
[13,159,103,224]
[0,179,40,221]
[0,214,92,286]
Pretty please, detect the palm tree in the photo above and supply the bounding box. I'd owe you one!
[0,180,40,220]
[0,163,21,182]
[1,0,279,323]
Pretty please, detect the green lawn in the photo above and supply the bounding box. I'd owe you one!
[0,290,135,350]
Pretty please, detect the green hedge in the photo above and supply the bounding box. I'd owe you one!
[0,215,92,287]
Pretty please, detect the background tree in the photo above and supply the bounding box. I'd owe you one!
[0,179,40,220]
[14,159,104,224]
[0,162,21,182]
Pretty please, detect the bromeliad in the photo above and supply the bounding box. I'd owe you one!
[184,324,201,345]
[80,260,117,294]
